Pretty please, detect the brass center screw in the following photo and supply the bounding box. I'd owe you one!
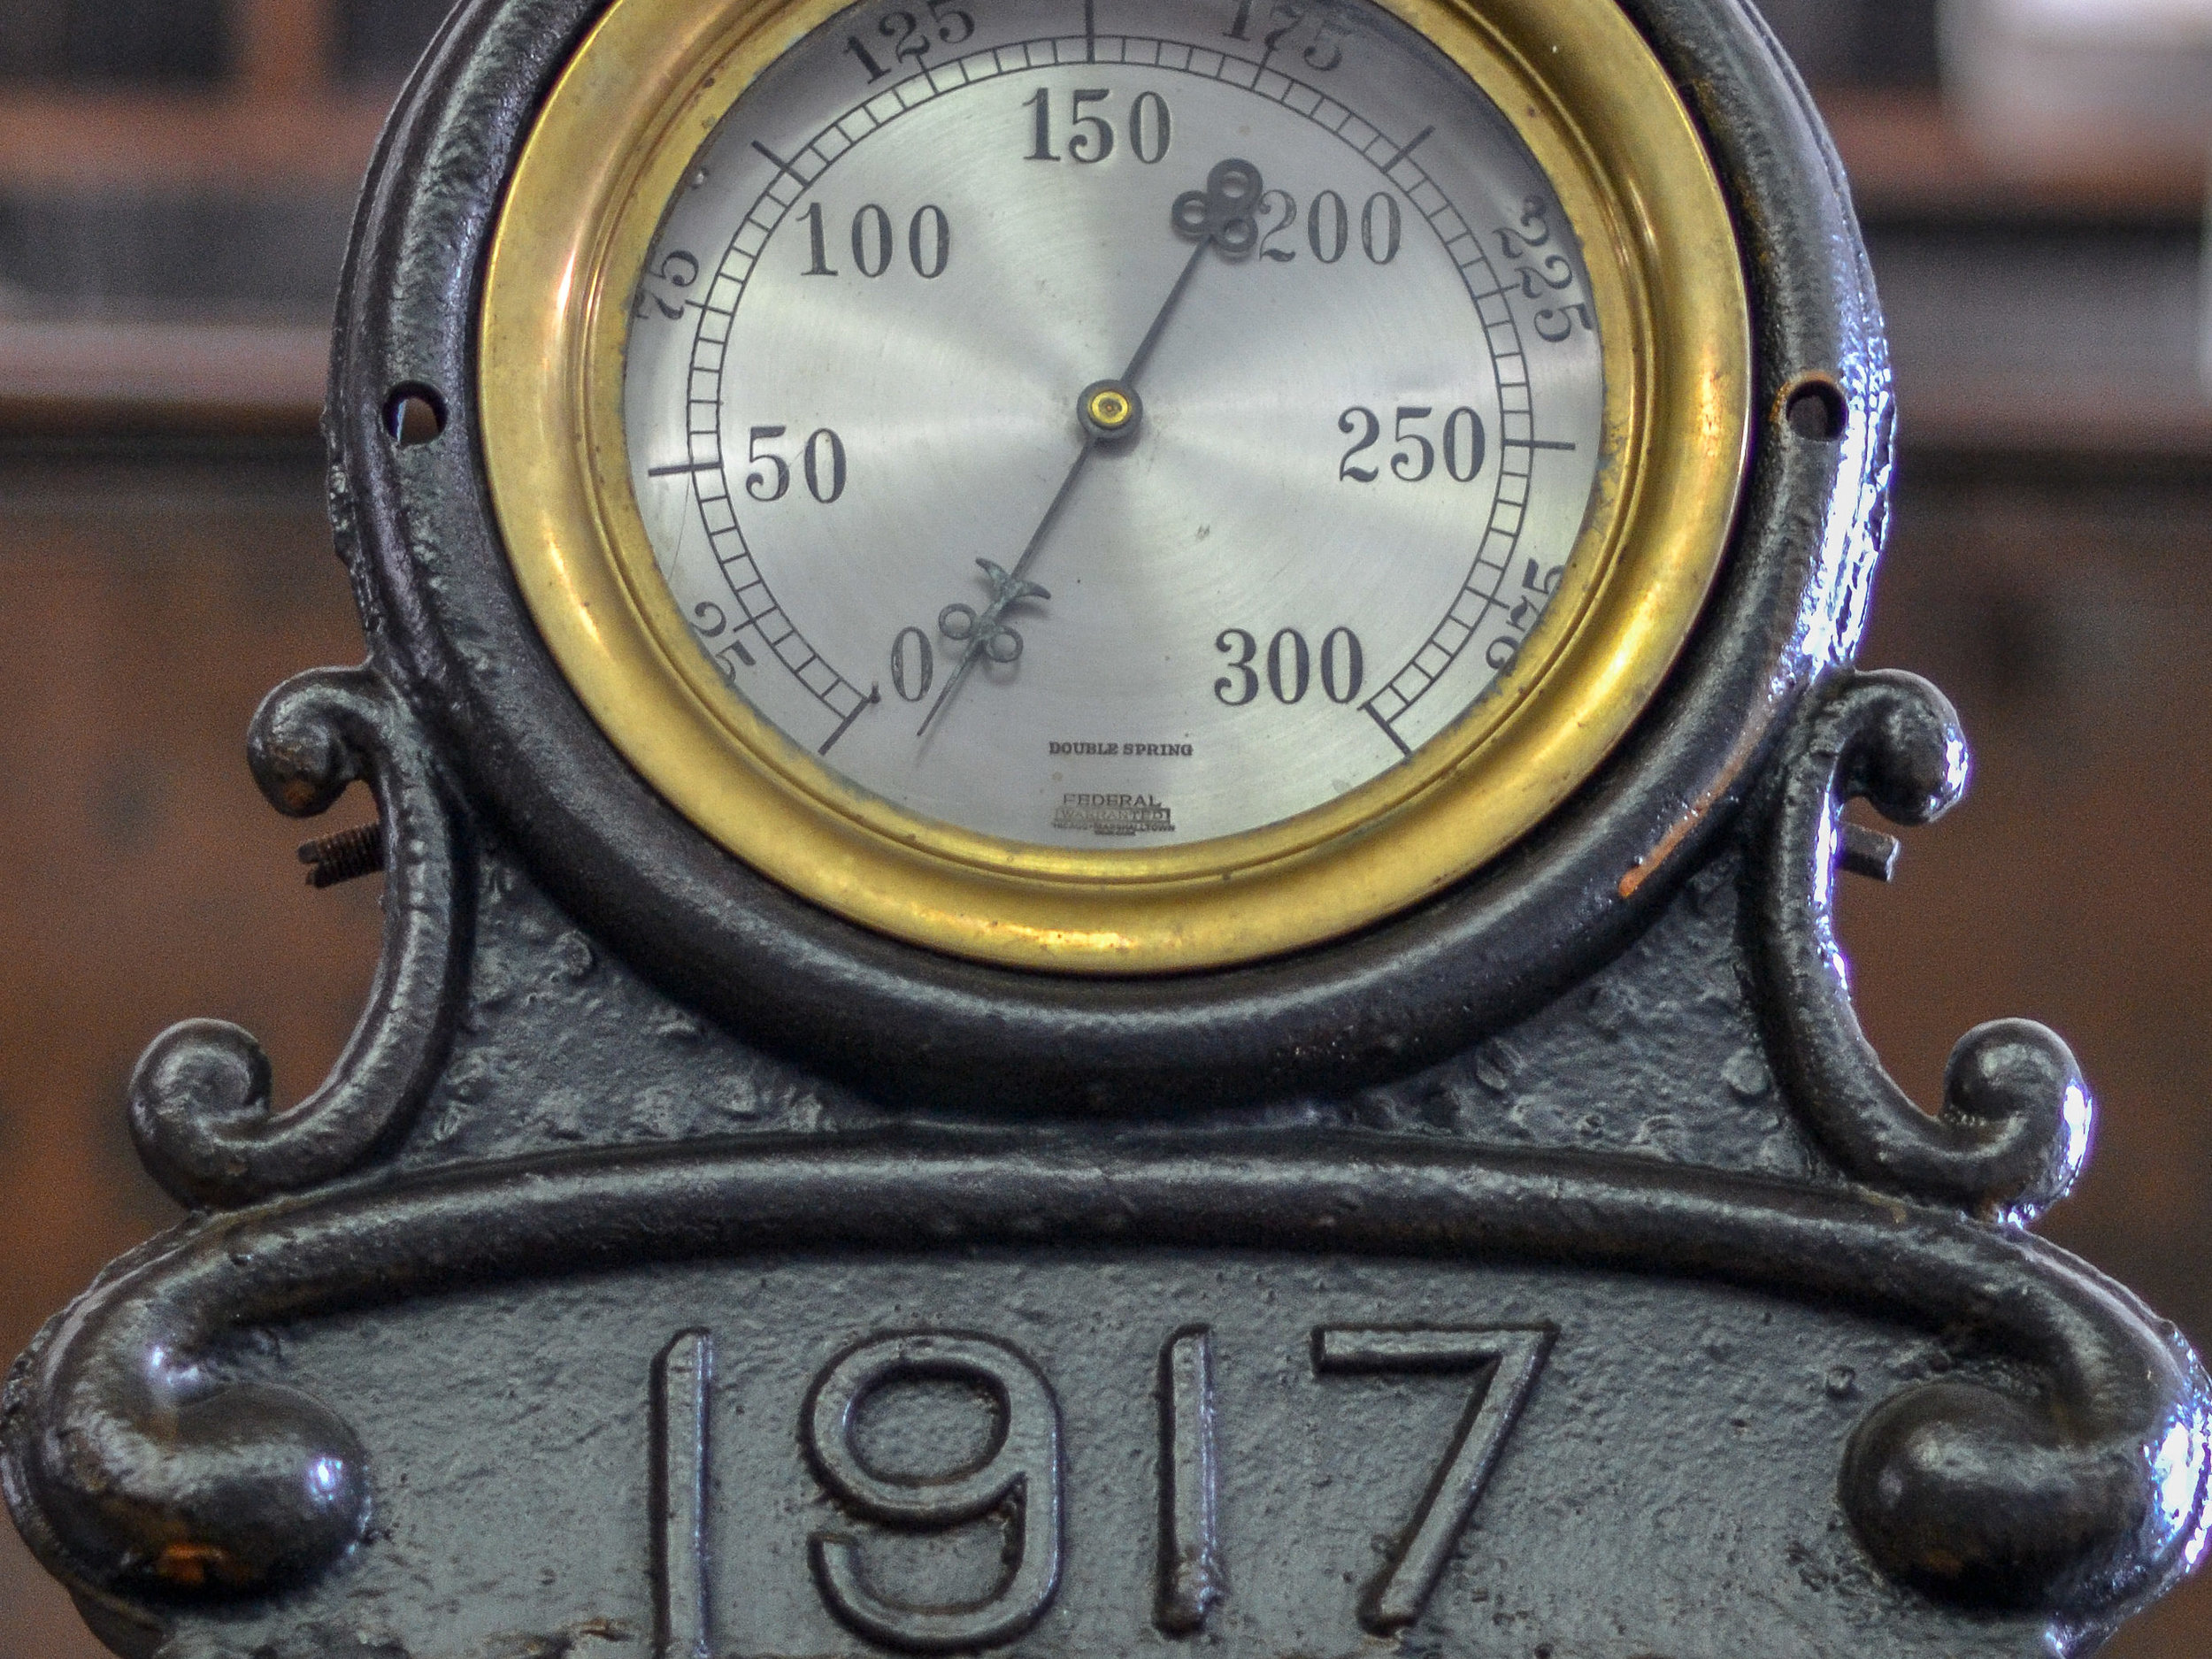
[1079,379,1142,442]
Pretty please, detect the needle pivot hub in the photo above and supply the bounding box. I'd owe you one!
[1079,379,1142,442]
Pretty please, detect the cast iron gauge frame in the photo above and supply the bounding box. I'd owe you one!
[327,0,1883,1113]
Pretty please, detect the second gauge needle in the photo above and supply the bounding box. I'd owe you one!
[917,159,1263,741]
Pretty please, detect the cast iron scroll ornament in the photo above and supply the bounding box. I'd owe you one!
[1754,669,2094,1224]
[6,0,2211,1655]
[126,666,469,1210]
[4,1137,2208,1640]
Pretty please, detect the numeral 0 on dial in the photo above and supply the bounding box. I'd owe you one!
[889,626,934,702]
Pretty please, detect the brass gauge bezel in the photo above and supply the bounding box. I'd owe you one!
[480,0,1751,974]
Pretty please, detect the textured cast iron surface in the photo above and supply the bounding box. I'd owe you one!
[3,1,2208,1656]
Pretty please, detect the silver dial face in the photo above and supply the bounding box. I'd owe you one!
[624,0,1604,849]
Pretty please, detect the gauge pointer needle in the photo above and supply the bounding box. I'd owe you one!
[917,158,1265,740]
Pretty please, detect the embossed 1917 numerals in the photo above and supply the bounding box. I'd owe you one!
[650,1320,1554,1655]
[806,1333,1063,1652]
[1317,1325,1556,1632]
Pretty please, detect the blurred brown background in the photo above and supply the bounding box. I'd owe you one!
[3,0,2210,1653]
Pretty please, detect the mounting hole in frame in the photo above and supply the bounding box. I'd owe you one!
[1783,375,1849,442]
[385,384,448,448]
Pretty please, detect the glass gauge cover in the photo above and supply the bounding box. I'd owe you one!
[621,0,1603,847]
[480,0,1750,971]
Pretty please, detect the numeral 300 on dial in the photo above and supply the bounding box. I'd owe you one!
[1215,626,1363,707]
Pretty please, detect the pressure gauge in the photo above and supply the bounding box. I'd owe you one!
[480,0,1748,972]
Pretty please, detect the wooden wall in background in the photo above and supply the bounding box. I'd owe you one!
[1837,455,2212,1657]
[0,447,380,1657]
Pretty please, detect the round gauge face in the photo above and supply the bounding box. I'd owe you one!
[480,0,1749,972]
[620,0,1603,848]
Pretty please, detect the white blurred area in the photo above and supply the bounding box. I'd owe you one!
[1944,0,2212,163]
